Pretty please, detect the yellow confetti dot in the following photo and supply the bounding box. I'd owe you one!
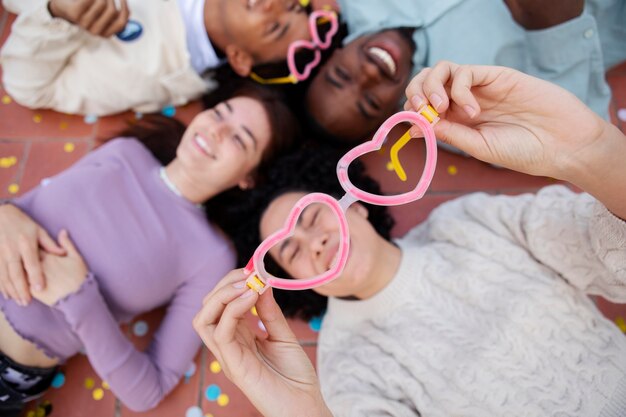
[8,184,19,194]
[250,306,258,316]
[102,381,110,390]
[447,165,458,175]
[616,317,626,333]
[26,411,35,417]
[35,407,45,417]
[217,393,229,407]
[93,388,104,400]
[2,95,11,104]
[59,121,69,130]
[64,143,75,152]
[210,360,221,374]
[33,114,42,123]
[84,377,95,389]
[385,161,394,171]
[0,156,17,168]
[205,414,214,417]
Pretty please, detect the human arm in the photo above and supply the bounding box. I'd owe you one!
[405,62,626,300]
[47,0,129,37]
[194,269,334,417]
[33,233,230,411]
[405,61,626,219]
[0,204,65,305]
[0,1,126,114]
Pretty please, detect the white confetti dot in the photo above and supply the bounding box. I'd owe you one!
[133,320,149,337]
[617,108,626,122]
[185,406,203,417]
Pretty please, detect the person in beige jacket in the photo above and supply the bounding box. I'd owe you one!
[0,0,310,115]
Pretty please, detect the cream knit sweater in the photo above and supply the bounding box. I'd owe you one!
[318,186,626,417]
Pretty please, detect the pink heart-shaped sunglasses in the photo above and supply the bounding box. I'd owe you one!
[244,105,439,293]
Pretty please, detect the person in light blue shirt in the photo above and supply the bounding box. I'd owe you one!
[305,0,626,143]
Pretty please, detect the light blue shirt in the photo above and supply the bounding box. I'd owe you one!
[338,0,626,119]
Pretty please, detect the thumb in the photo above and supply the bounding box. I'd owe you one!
[434,119,488,159]
[57,230,79,256]
[38,227,66,255]
[256,288,297,343]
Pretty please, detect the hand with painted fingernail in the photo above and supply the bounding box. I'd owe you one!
[32,230,88,306]
[194,269,333,417]
[0,204,66,305]
[48,0,130,38]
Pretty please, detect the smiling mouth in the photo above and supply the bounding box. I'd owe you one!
[367,46,397,78]
[193,134,216,159]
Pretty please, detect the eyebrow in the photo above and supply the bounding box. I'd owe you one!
[276,22,290,41]
[325,70,343,89]
[277,205,310,261]
[357,102,374,120]
[225,101,258,150]
[242,125,258,151]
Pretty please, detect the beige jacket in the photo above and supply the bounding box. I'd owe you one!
[1,0,210,115]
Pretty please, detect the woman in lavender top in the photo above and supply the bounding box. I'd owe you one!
[0,82,297,415]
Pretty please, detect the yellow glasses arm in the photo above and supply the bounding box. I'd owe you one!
[249,72,298,85]
[388,105,439,182]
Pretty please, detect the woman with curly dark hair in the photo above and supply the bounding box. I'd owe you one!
[0,80,298,416]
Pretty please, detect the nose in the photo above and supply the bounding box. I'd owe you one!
[358,59,383,88]
[208,120,230,144]
[308,230,329,259]
[262,0,280,13]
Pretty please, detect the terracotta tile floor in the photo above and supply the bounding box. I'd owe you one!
[1,5,625,416]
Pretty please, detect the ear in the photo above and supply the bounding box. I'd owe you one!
[225,44,254,77]
[350,202,369,219]
[238,175,255,191]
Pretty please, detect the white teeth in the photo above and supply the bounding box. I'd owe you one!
[194,134,215,158]
[368,47,396,76]
[247,0,259,8]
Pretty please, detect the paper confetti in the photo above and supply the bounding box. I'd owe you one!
[133,320,149,336]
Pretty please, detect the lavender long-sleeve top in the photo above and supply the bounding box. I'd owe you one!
[0,139,235,411]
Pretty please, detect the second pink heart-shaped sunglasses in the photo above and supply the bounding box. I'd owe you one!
[244,105,439,293]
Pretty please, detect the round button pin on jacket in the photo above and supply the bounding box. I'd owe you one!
[116,20,143,42]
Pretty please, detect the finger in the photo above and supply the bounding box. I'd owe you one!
[448,65,483,119]
[196,280,251,331]
[57,229,80,257]
[0,264,13,300]
[78,0,107,30]
[7,259,30,305]
[433,119,489,159]
[404,67,431,112]
[37,227,65,256]
[18,235,45,291]
[420,61,461,113]
[1,272,20,304]
[255,288,298,343]
[212,290,259,347]
[202,269,248,305]
[87,0,118,36]
[102,0,130,37]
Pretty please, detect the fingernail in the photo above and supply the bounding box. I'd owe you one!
[429,94,443,111]
[411,95,424,110]
[32,284,43,291]
[232,281,246,289]
[463,105,476,118]
[239,289,255,299]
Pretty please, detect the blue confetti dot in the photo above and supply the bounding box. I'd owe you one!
[308,314,324,332]
[133,320,149,337]
[161,106,176,118]
[84,114,98,124]
[205,384,221,401]
[184,362,196,379]
[185,406,203,417]
[134,112,143,120]
[51,372,65,388]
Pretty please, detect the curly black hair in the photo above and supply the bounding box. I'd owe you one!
[212,143,395,320]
